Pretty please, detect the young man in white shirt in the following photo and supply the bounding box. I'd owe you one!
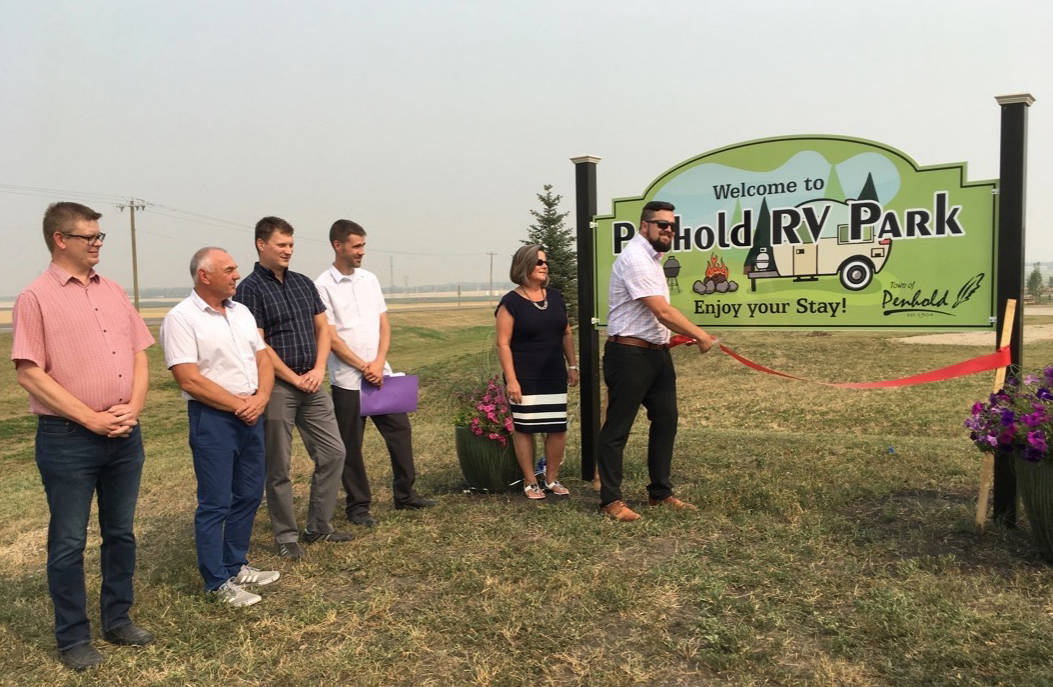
[161,247,279,607]
[315,220,435,527]
[598,200,718,522]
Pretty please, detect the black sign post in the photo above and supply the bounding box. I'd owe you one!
[572,155,601,482]
[993,92,1035,526]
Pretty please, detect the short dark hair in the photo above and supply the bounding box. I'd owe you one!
[329,219,366,247]
[509,244,547,287]
[640,200,675,224]
[43,202,102,252]
[254,216,294,248]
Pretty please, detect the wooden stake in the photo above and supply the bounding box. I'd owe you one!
[976,298,1017,531]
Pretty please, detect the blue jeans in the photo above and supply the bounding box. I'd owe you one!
[35,417,145,650]
[188,402,265,591]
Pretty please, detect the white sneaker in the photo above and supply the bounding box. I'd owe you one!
[213,579,262,607]
[234,565,280,587]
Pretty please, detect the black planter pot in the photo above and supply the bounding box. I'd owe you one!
[455,426,520,492]
[1016,456,1053,562]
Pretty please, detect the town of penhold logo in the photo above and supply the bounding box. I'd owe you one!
[693,253,739,295]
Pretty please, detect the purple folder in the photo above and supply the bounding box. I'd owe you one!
[359,375,419,416]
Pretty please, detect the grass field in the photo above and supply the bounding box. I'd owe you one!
[2,305,1053,686]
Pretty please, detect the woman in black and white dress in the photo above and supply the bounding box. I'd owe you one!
[496,244,579,499]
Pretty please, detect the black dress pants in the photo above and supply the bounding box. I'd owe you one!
[331,386,419,515]
[596,341,678,506]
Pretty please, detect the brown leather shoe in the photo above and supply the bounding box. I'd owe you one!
[648,495,698,511]
[601,500,641,522]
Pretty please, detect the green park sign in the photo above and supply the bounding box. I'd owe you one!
[593,136,998,329]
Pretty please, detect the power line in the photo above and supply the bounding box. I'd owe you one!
[138,206,487,255]
[144,202,250,229]
[145,208,253,234]
[1,184,502,257]
[0,183,128,203]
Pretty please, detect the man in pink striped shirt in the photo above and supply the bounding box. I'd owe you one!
[11,202,155,671]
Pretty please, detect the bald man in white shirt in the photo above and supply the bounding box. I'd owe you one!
[161,247,279,607]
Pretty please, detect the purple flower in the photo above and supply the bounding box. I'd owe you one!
[1038,387,1053,401]
[1001,408,1016,426]
[1023,411,1046,428]
[1028,430,1048,453]
[1026,374,1041,386]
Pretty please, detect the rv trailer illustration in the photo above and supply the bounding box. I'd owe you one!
[743,198,891,292]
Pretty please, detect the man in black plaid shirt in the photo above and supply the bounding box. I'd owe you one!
[234,216,351,560]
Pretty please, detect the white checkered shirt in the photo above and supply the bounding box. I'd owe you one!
[606,233,670,344]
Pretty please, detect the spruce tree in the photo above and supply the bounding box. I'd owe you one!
[856,172,879,202]
[744,197,774,275]
[525,184,577,321]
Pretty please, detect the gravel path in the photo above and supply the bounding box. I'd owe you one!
[892,325,1053,346]
[893,306,1053,346]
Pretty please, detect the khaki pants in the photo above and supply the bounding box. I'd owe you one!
[263,380,345,544]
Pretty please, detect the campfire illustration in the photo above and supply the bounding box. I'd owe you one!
[693,253,739,295]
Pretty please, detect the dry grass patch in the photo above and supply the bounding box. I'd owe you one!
[4,311,1053,684]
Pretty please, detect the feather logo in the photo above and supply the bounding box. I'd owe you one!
[953,273,985,308]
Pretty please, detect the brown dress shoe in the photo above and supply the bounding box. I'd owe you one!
[601,500,641,521]
[648,495,698,511]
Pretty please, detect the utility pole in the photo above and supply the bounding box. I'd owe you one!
[116,198,145,311]
[486,252,497,304]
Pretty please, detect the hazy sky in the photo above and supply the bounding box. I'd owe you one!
[1,0,1050,296]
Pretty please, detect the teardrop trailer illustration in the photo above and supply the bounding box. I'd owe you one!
[744,198,892,292]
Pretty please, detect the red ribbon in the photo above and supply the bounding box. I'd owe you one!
[668,335,1011,389]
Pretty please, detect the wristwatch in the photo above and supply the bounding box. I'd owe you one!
[568,364,579,370]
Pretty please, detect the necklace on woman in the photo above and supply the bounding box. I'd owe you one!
[519,286,548,311]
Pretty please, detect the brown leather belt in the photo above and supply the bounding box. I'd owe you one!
[607,335,669,350]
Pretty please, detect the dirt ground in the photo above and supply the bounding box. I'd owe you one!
[892,305,1053,346]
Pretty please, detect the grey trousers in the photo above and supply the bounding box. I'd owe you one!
[263,380,345,544]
